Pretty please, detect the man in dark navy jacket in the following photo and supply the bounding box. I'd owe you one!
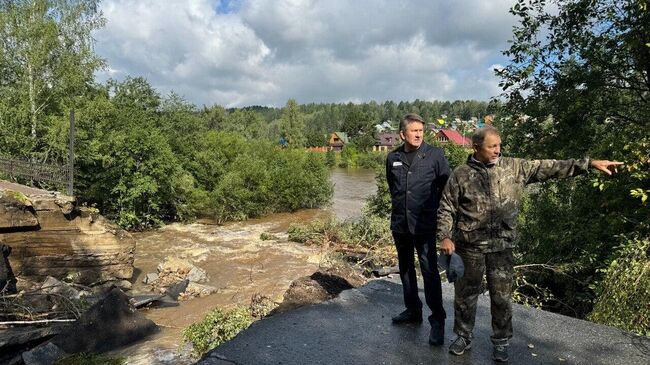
[386,113,451,346]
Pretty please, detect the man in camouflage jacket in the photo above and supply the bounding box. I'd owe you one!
[437,126,622,362]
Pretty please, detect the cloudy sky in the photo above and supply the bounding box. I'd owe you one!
[94,0,517,108]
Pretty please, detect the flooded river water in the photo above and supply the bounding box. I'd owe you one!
[113,168,377,364]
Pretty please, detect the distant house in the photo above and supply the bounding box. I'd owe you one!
[374,132,401,151]
[374,120,397,133]
[434,129,471,146]
[427,123,442,134]
[328,132,350,151]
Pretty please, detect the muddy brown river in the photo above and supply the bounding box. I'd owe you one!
[111,168,377,364]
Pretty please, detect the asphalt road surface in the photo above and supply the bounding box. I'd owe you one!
[199,277,650,365]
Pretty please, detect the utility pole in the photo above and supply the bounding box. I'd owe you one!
[67,109,75,196]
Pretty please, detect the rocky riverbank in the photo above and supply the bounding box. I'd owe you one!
[0,180,135,288]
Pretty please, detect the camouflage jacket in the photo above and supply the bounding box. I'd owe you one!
[436,155,590,252]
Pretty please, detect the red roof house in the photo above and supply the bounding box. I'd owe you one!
[434,129,471,146]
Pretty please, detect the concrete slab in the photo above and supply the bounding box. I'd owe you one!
[199,277,650,365]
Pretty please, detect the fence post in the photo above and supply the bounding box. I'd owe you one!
[68,109,75,196]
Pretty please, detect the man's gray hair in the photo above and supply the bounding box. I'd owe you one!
[400,113,425,132]
[471,125,500,147]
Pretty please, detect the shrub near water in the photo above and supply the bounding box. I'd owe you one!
[183,307,253,358]
[174,132,333,224]
[588,237,650,336]
[54,353,124,365]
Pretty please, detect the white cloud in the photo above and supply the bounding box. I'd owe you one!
[94,0,517,107]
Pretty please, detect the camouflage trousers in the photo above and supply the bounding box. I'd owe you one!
[453,248,513,343]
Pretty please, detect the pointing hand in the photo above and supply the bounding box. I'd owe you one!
[590,160,624,175]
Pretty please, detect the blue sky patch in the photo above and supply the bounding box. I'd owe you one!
[216,0,241,14]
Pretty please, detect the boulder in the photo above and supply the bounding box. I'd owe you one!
[0,192,38,229]
[187,266,208,283]
[40,276,80,300]
[22,342,66,365]
[50,287,159,353]
[1,243,17,294]
[0,181,135,286]
[143,272,159,284]
[182,282,218,299]
[153,257,209,290]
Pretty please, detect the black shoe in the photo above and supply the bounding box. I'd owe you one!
[492,344,509,362]
[428,320,444,346]
[449,336,471,356]
[391,309,422,324]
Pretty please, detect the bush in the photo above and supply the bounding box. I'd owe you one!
[357,151,386,169]
[182,307,253,358]
[287,218,343,246]
[588,237,650,336]
[325,149,336,167]
[269,150,332,211]
[54,353,124,365]
[429,140,471,170]
[364,167,391,218]
[339,144,359,168]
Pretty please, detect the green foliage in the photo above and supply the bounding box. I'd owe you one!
[182,307,253,358]
[54,353,124,365]
[287,213,391,250]
[339,143,359,168]
[0,0,105,162]
[511,265,555,310]
[357,151,386,169]
[305,129,328,147]
[72,85,332,228]
[259,232,278,241]
[497,0,650,323]
[184,133,332,223]
[364,167,391,218]
[325,149,336,167]
[341,108,375,140]
[74,82,182,229]
[589,237,650,336]
[429,140,471,170]
[279,99,306,147]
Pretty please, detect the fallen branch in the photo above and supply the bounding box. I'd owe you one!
[0,318,76,325]
[514,263,587,285]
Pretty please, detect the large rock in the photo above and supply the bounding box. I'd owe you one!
[0,181,135,285]
[155,257,208,286]
[50,287,159,353]
[0,191,38,228]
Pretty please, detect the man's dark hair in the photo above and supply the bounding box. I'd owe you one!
[400,113,425,132]
[471,125,500,147]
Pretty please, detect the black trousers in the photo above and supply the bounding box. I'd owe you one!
[393,232,446,324]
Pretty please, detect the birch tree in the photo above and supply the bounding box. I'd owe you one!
[0,0,105,160]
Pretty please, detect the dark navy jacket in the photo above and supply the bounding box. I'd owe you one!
[386,142,450,235]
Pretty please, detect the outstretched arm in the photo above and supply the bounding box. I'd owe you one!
[590,160,624,175]
[437,172,459,255]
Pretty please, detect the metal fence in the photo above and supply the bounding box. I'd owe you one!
[0,157,71,187]
[0,110,75,195]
